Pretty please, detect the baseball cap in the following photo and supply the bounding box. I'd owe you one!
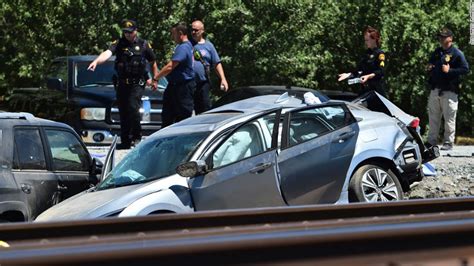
[437,27,453,38]
[121,19,137,32]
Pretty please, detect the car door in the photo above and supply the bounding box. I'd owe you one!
[11,127,58,219]
[189,110,287,211]
[278,103,358,205]
[43,128,92,199]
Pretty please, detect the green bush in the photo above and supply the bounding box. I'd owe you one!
[0,0,472,136]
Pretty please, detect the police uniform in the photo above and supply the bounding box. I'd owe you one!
[109,20,156,148]
[161,40,196,127]
[427,28,469,148]
[353,48,387,97]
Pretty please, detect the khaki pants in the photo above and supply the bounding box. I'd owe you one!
[427,89,458,146]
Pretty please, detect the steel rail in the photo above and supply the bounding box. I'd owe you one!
[1,212,474,265]
[0,197,473,242]
[7,210,474,249]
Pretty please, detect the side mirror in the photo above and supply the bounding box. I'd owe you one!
[47,78,64,90]
[176,160,208,178]
[89,158,103,184]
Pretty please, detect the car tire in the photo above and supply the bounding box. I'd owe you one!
[349,163,403,202]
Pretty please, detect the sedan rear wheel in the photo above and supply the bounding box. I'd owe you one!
[349,164,403,202]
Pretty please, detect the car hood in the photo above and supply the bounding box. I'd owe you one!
[35,175,182,222]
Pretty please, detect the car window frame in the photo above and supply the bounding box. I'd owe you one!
[12,126,49,171]
[42,127,92,172]
[281,103,356,150]
[47,60,69,88]
[205,108,282,171]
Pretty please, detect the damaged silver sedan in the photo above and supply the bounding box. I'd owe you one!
[36,92,438,221]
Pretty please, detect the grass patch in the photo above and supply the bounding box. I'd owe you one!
[456,136,474,145]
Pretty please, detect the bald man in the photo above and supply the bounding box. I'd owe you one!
[191,20,228,114]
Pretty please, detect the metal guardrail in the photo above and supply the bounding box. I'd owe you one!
[0,197,473,265]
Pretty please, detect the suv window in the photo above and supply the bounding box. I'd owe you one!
[75,61,115,87]
[289,105,352,146]
[47,61,68,85]
[13,128,47,170]
[45,129,89,171]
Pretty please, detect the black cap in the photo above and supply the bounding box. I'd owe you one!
[437,27,453,38]
[121,19,137,32]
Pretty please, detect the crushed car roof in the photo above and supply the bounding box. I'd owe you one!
[206,94,305,114]
[158,94,308,134]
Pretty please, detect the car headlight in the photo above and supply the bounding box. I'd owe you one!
[81,108,106,121]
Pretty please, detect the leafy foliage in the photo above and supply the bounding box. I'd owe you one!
[0,0,472,136]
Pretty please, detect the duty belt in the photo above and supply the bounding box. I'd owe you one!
[119,78,145,85]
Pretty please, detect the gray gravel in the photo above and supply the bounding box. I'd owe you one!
[407,145,474,199]
[88,145,474,200]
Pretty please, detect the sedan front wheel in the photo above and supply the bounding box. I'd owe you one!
[349,164,403,202]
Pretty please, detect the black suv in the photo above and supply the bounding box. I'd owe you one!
[0,112,101,222]
[6,55,167,145]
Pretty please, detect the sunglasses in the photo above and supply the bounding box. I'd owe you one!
[192,28,201,33]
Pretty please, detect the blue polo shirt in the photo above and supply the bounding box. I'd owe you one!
[167,40,195,83]
[193,40,221,81]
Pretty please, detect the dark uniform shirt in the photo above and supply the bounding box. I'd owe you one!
[353,48,386,96]
[428,45,469,93]
[108,36,156,79]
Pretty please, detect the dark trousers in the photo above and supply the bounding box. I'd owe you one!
[116,83,144,145]
[194,80,212,114]
[162,79,196,128]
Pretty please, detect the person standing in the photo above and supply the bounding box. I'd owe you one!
[153,22,196,127]
[88,19,159,149]
[191,20,229,114]
[338,26,387,97]
[426,27,469,150]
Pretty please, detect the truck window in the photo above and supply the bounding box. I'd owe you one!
[47,61,68,85]
[45,129,89,171]
[75,61,115,87]
[13,128,47,170]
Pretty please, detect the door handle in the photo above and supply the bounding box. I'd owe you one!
[333,131,356,143]
[20,183,32,194]
[249,162,273,174]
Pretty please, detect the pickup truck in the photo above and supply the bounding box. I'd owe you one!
[6,55,167,144]
[0,112,102,222]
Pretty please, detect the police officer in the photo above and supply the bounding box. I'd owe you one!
[153,22,196,127]
[338,26,387,97]
[191,20,228,114]
[426,27,469,150]
[88,19,159,149]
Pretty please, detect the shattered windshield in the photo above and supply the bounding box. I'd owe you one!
[97,132,210,190]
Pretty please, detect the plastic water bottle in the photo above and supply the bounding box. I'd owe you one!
[142,97,151,122]
[348,78,362,85]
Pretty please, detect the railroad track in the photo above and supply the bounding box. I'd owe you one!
[1,197,473,265]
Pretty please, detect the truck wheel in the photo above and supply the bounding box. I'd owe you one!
[349,163,403,202]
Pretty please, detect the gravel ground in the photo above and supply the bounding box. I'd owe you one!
[406,145,474,199]
[88,145,474,200]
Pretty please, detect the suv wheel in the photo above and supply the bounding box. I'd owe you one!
[349,163,403,202]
